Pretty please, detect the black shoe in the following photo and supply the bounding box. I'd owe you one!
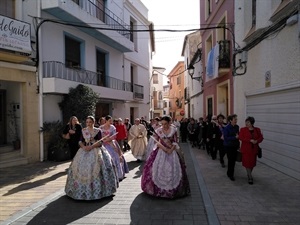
[229,176,235,181]
[248,177,253,185]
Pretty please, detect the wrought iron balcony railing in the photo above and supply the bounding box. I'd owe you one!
[72,0,130,39]
[219,40,230,68]
[43,61,143,99]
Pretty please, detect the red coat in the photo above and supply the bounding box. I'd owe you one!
[115,124,127,140]
[239,127,263,168]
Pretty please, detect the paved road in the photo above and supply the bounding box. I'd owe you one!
[0,143,300,225]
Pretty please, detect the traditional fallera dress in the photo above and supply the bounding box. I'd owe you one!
[141,126,190,199]
[100,124,129,180]
[65,127,118,200]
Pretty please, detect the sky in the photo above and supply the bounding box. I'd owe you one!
[141,0,200,76]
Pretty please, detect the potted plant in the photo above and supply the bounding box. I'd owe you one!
[40,121,70,161]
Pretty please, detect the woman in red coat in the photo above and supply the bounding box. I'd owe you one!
[239,116,263,185]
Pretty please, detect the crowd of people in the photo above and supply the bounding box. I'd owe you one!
[62,113,262,201]
[178,114,263,184]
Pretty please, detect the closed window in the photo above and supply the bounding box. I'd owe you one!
[153,74,158,84]
[96,50,106,86]
[0,0,14,18]
[65,36,81,69]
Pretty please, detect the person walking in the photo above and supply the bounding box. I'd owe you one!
[223,114,240,181]
[65,116,118,200]
[187,118,198,147]
[215,114,227,167]
[123,118,132,151]
[100,115,129,181]
[115,118,127,152]
[239,116,263,184]
[141,116,190,199]
[62,116,82,159]
[128,118,148,162]
[206,115,218,159]
[180,118,188,142]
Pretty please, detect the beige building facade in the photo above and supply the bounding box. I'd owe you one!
[0,8,39,167]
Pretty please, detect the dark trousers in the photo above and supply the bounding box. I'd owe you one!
[215,140,225,163]
[123,139,131,151]
[225,145,238,177]
[69,143,79,159]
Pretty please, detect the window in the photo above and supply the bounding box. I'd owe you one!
[96,50,106,86]
[130,17,138,51]
[152,74,158,84]
[0,0,15,18]
[217,17,226,42]
[158,91,162,100]
[206,0,212,19]
[177,76,181,85]
[207,97,213,116]
[65,36,81,69]
[252,0,256,27]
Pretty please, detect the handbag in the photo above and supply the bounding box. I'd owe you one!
[257,146,262,158]
[236,149,242,162]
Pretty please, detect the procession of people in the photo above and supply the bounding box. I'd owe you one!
[63,113,263,201]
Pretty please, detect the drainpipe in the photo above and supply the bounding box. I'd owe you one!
[37,0,44,162]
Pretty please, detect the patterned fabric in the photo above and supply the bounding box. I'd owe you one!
[65,128,118,200]
[100,125,129,180]
[141,126,190,199]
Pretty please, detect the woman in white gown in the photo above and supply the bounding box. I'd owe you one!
[65,116,118,200]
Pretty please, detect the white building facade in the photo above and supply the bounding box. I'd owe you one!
[21,0,153,126]
[182,31,204,120]
[234,0,300,180]
[150,67,165,119]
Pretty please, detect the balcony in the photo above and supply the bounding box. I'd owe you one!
[42,61,143,101]
[41,0,133,52]
[218,40,231,76]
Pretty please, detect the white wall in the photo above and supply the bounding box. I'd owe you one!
[234,0,300,125]
[43,95,63,122]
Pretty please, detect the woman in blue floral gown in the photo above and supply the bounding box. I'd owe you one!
[141,116,190,199]
[100,115,129,181]
[65,116,118,200]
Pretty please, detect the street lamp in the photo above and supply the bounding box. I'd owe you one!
[188,65,202,82]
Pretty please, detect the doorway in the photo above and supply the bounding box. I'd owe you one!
[0,90,6,145]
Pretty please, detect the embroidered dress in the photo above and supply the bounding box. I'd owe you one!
[65,128,118,200]
[100,125,129,180]
[141,126,190,199]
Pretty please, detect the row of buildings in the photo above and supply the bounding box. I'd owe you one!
[0,0,299,180]
[149,0,300,180]
[0,0,154,167]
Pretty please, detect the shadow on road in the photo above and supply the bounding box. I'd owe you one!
[3,171,67,196]
[26,195,113,225]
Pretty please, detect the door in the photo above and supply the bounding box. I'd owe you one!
[246,86,300,180]
[95,103,110,120]
[0,90,6,145]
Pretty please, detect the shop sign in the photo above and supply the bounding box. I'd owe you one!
[0,15,31,53]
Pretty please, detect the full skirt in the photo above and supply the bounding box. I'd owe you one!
[141,148,190,199]
[65,146,118,200]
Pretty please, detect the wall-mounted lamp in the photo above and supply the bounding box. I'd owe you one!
[188,65,202,82]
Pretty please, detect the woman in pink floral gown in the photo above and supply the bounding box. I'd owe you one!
[141,116,190,199]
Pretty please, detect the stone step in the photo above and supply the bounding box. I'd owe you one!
[0,150,28,169]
